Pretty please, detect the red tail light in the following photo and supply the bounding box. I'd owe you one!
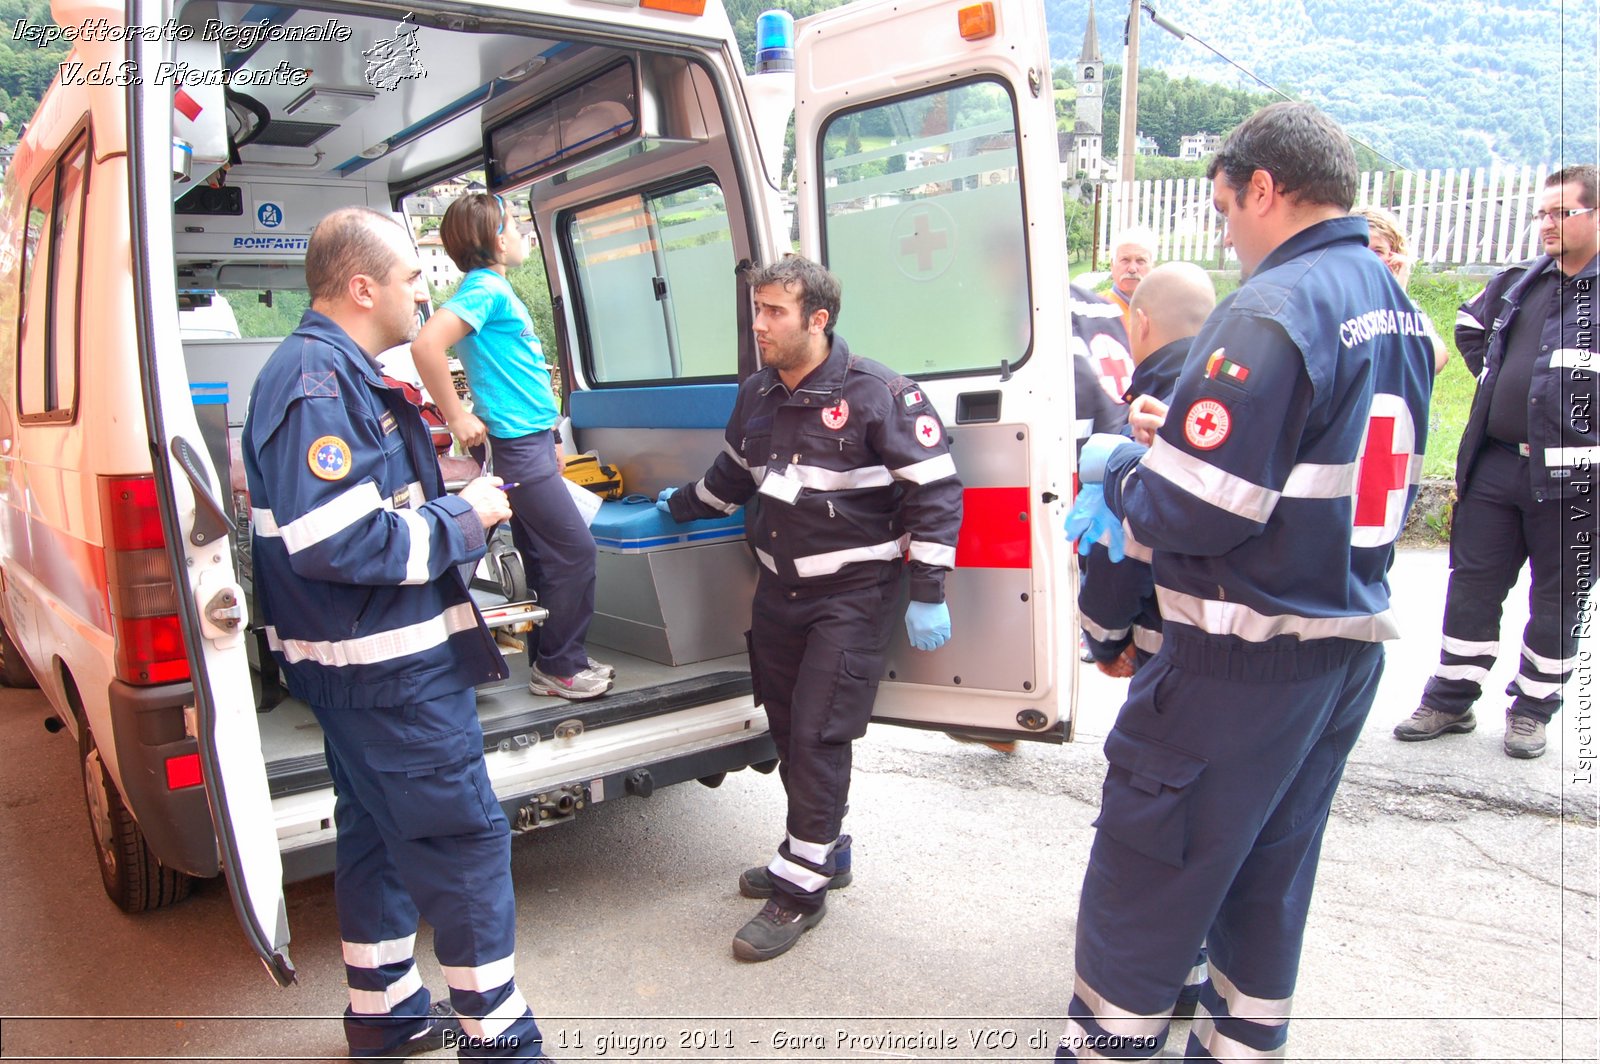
[100,475,190,685]
[165,752,203,790]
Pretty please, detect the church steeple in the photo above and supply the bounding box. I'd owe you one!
[1080,0,1101,63]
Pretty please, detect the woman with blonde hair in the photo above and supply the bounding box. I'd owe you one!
[1353,205,1448,371]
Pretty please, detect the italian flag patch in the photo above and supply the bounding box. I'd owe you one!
[1205,349,1250,383]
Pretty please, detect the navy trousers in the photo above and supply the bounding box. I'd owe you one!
[315,689,545,1059]
[748,574,898,913]
[1422,443,1587,724]
[489,430,598,678]
[1060,639,1384,1061]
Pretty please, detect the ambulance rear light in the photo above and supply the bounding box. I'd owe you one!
[100,475,191,686]
[639,0,706,14]
[755,9,794,73]
[959,2,998,40]
[165,751,204,790]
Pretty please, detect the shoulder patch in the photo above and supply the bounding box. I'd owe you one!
[1182,399,1232,451]
[308,436,353,480]
[914,414,942,448]
[300,371,340,398]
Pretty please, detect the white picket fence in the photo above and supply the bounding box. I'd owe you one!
[1094,164,1554,270]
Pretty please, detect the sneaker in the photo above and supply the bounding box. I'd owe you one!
[1393,705,1476,741]
[732,899,825,962]
[529,663,613,700]
[351,1001,461,1058]
[1504,712,1547,759]
[585,655,615,679]
[739,836,853,899]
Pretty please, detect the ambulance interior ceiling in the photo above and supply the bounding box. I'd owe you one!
[175,2,704,194]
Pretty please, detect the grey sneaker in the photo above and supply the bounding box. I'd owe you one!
[585,655,615,679]
[739,836,853,899]
[1393,705,1476,741]
[732,899,825,962]
[529,664,612,700]
[1504,713,1547,759]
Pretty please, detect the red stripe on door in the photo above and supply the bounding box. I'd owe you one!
[955,486,1031,569]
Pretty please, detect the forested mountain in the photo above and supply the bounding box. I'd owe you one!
[1043,0,1597,169]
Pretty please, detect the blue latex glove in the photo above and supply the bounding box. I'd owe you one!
[1065,483,1126,563]
[1078,432,1130,485]
[655,487,677,515]
[905,600,952,652]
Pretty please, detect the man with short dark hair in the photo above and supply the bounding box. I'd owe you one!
[244,207,554,1061]
[1056,102,1434,1060]
[659,255,963,962]
[1395,164,1598,758]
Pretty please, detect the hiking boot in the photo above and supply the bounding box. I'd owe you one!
[351,1001,461,1058]
[585,655,615,679]
[1393,705,1476,741]
[732,899,825,962]
[1504,712,1547,759]
[529,663,612,700]
[739,836,853,899]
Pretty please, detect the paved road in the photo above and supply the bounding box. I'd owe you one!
[0,549,1594,1062]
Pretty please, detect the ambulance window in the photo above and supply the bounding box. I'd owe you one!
[817,79,1030,378]
[566,179,737,383]
[18,134,88,422]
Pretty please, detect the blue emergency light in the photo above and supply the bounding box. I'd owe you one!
[755,9,794,73]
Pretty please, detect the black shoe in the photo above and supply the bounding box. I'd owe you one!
[732,899,825,962]
[739,836,853,899]
[351,1001,461,1058]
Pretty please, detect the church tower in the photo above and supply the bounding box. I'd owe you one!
[1071,0,1106,177]
[1074,0,1105,135]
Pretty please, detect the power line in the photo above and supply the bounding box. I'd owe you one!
[1139,3,1413,174]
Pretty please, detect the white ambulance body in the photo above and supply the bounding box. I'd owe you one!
[0,0,1078,981]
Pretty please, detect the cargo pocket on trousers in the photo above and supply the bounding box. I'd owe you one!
[364,730,496,841]
[1092,728,1208,869]
[817,648,884,744]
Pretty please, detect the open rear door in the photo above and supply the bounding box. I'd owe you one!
[793,0,1076,741]
[125,0,294,985]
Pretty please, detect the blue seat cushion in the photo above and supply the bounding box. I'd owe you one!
[589,496,746,554]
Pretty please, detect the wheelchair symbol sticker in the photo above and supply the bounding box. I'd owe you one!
[257,202,284,229]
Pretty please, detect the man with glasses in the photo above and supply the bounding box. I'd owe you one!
[1395,164,1598,758]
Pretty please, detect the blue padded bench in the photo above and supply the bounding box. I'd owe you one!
[566,384,755,665]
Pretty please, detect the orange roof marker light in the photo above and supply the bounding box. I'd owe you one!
[640,0,707,14]
[958,2,997,40]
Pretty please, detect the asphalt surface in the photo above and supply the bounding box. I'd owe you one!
[0,548,1595,1063]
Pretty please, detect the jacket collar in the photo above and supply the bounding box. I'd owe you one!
[297,309,388,386]
[1252,215,1370,277]
[1504,252,1596,305]
[1124,337,1191,402]
[757,333,854,397]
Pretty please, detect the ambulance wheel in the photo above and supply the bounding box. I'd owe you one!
[497,550,529,603]
[0,620,38,688]
[79,723,192,912]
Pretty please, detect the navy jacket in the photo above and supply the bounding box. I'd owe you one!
[243,311,507,709]
[1454,254,1597,502]
[668,335,962,603]
[1099,217,1435,673]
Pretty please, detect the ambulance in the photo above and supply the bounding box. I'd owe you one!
[0,0,1079,983]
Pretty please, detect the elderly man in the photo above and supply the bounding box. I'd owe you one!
[1395,164,1598,758]
[243,207,555,1061]
[1106,226,1158,328]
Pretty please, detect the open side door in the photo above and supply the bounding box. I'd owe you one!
[126,0,293,985]
[793,0,1076,741]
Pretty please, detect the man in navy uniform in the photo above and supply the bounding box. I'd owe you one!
[659,255,962,962]
[1395,164,1597,759]
[244,207,554,1061]
[1058,103,1434,1060]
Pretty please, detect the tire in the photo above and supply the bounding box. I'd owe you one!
[497,549,530,603]
[79,724,193,912]
[0,619,39,688]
